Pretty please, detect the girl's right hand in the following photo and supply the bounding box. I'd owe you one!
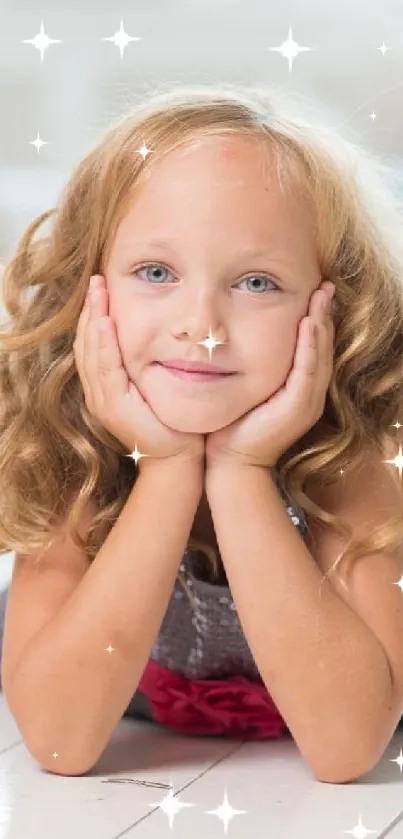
[73,274,206,468]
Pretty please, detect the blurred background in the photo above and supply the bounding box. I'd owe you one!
[1,0,403,583]
[2,1,403,270]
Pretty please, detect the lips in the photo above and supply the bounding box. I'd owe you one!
[161,364,231,375]
[158,363,232,376]
[168,368,228,376]
[157,364,233,382]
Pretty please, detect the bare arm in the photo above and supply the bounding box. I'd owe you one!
[205,461,395,783]
[8,458,203,775]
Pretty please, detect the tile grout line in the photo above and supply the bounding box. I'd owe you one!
[376,806,403,839]
[109,739,249,838]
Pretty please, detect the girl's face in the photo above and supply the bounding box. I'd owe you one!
[104,135,322,434]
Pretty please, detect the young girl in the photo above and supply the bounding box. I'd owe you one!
[1,83,403,782]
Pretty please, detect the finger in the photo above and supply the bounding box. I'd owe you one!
[73,285,93,401]
[288,319,322,435]
[295,317,317,373]
[74,276,101,359]
[85,281,110,408]
[97,316,130,404]
[308,316,334,413]
[316,306,335,378]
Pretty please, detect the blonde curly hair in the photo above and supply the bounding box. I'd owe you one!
[1,82,403,613]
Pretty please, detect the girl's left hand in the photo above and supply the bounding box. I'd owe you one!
[205,281,336,470]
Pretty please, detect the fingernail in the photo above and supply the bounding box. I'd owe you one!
[90,275,101,290]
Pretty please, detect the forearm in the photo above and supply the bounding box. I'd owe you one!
[11,458,203,775]
[206,463,394,782]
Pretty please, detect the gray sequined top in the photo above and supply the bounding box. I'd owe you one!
[123,468,309,731]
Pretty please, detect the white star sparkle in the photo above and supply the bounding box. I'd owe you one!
[205,789,247,833]
[29,133,49,153]
[343,814,377,838]
[126,444,149,466]
[137,142,153,161]
[148,784,195,830]
[383,442,403,479]
[102,19,142,59]
[267,27,314,73]
[195,327,227,362]
[377,42,391,56]
[390,748,403,772]
[21,21,62,63]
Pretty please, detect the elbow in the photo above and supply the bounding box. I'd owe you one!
[34,750,96,777]
[8,709,98,777]
[300,723,384,785]
[27,736,97,777]
[309,718,396,784]
[310,752,377,785]
[4,675,101,777]
[313,767,366,785]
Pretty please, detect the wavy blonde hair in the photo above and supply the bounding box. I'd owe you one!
[1,82,403,613]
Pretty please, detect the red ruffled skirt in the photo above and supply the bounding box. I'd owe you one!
[138,659,289,740]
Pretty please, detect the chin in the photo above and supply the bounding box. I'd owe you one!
[149,402,233,434]
[138,381,241,433]
[157,413,228,434]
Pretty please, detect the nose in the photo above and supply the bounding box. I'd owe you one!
[173,285,228,345]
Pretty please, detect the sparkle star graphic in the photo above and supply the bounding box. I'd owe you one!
[148,784,194,830]
[205,789,247,833]
[21,21,62,63]
[343,814,377,838]
[127,444,149,466]
[102,19,142,59]
[267,27,314,73]
[377,42,391,56]
[383,442,403,479]
[29,133,49,154]
[137,142,153,161]
[390,748,403,772]
[393,576,403,593]
[195,327,227,362]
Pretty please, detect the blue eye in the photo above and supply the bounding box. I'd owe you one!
[238,275,278,294]
[133,263,280,294]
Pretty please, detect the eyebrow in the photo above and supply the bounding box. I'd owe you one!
[127,239,278,259]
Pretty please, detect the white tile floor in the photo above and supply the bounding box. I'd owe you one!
[1,553,403,838]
